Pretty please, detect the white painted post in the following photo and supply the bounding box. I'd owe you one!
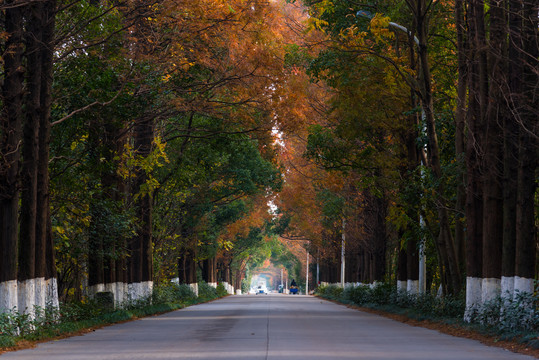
[306,247,309,295]
[341,218,346,288]
[316,258,319,287]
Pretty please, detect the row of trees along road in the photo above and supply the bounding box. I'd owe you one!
[0,0,305,314]
[0,0,536,323]
[276,0,537,318]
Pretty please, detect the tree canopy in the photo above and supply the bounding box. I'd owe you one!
[0,0,536,319]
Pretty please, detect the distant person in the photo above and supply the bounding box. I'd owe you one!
[290,279,298,294]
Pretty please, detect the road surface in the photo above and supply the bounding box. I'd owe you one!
[1,294,535,359]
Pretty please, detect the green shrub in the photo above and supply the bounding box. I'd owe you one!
[0,335,16,348]
[152,283,196,304]
[346,285,370,304]
[0,281,227,349]
[216,283,228,297]
[197,281,218,301]
[317,284,343,300]
[472,291,538,334]
[316,281,539,340]
[320,282,466,319]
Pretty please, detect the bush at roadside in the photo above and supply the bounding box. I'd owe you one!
[316,282,538,346]
[0,281,225,349]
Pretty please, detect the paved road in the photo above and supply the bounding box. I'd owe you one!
[1,294,535,359]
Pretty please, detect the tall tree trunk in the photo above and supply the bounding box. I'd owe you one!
[454,0,468,271]
[128,116,154,301]
[369,190,387,283]
[0,2,24,312]
[88,119,105,295]
[178,250,188,284]
[481,0,505,304]
[397,244,407,291]
[19,1,44,315]
[36,0,58,311]
[501,0,521,298]
[514,0,538,296]
[464,0,486,319]
[102,121,126,303]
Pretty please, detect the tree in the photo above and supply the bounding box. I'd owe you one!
[0,0,59,314]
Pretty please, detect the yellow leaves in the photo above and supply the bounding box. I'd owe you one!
[307,17,329,32]
[117,136,169,199]
[54,226,65,235]
[219,239,234,251]
[313,0,335,17]
[70,134,88,151]
[330,13,396,52]
[369,13,394,43]
[338,25,367,49]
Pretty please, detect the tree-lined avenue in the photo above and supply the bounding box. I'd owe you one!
[1,295,533,360]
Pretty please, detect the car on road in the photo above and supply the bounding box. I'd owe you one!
[256,285,268,295]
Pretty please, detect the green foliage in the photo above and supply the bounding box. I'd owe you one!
[284,43,312,68]
[241,278,251,294]
[216,283,228,298]
[152,109,282,278]
[318,283,466,319]
[270,238,300,277]
[317,284,344,300]
[152,283,197,304]
[316,189,345,226]
[468,291,539,335]
[197,281,218,301]
[229,227,271,273]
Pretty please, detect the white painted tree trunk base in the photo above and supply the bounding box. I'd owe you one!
[396,280,406,292]
[501,276,515,299]
[481,277,501,304]
[208,282,217,288]
[104,282,115,293]
[34,277,46,310]
[87,283,105,298]
[189,283,198,297]
[407,280,419,294]
[514,276,534,298]
[464,277,482,322]
[18,279,36,316]
[115,282,127,305]
[0,280,18,313]
[128,281,153,302]
[87,282,128,307]
[45,278,59,310]
[221,282,234,295]
[143,281,153,299]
